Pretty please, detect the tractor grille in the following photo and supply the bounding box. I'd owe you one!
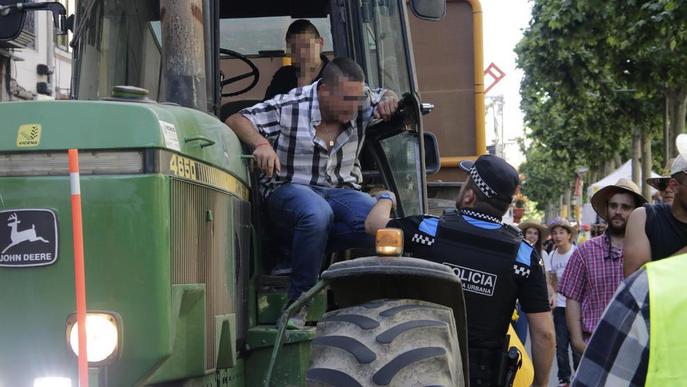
[170,178,235,370]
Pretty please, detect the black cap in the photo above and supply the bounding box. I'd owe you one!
[459,155,519,202]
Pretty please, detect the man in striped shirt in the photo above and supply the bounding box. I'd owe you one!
[226,57,398,313]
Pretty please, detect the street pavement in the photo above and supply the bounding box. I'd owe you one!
[524,333,576,387]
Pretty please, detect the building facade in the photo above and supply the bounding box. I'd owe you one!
[0,0,74,101]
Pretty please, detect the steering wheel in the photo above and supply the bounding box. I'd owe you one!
[219,48,260,97]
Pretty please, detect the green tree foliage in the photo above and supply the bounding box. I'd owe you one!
[518,142,574,211]
[609,0,687,156]
[515,0,682,209]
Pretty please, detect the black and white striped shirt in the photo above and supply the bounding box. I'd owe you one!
[241,80,385,196]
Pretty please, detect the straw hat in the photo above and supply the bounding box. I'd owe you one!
[547,216,576,237]
[591,178,647,221]
[517,220,549,240]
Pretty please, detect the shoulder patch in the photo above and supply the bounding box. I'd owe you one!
[514,242,534,278]
[516,241,533,266]
[418,217,439,237]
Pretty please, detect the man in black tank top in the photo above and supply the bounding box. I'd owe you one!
[625,152,687,276]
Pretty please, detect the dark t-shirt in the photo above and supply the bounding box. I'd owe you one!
[263,54,329,100]
[388,214,550,349]
[644,203,687,260]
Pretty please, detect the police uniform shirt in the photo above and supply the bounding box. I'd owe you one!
[388,211,550,350]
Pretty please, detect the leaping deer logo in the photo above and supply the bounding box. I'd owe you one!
[2,213,50,254]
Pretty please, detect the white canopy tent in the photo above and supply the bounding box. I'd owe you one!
[581,160,659,225]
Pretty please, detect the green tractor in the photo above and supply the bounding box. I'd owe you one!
[0,0,469,386]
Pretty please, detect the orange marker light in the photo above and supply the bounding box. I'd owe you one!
[375,228,404,256]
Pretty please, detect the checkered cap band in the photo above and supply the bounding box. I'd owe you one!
[469,167,498,199]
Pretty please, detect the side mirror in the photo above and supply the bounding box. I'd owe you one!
[0,1,67,42]
[0,1,26,41]
[410,0,446,21]
[424,131,441,175]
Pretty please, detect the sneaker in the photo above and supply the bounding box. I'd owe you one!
[557,379,570,387]
[270,266,292,276]
[270,259,292,276]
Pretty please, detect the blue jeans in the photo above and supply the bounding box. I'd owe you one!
[553,307,581,383]
[266,183,376,300]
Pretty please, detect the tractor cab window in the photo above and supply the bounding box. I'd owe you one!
[356,0,424,215]
[357,0,411,97]
[381,132,423,215]
[217,16,333,115]
[72,0,164,101]
[219,17,333,55]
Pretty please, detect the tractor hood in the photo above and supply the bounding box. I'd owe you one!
[0,100,248,184]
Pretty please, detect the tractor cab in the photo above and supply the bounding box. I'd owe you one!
[69,0,441,275]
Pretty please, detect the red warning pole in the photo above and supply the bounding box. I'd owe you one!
[68,149,89,387]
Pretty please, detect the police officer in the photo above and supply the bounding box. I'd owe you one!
[366,154,555,387]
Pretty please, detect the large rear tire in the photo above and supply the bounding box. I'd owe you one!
[307,299,464,386]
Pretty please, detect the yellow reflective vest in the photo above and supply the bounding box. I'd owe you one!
[645,254,687,386]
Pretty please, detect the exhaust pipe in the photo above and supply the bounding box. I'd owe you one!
[159,0,208,111]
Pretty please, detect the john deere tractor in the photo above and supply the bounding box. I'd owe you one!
[0,0,469,386]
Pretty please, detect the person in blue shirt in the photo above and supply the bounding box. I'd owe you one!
[365,154,555,387]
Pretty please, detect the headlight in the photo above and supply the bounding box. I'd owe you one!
[33,377,71,387]
[67,313,120,364]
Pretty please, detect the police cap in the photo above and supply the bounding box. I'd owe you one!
[459,154,519,203]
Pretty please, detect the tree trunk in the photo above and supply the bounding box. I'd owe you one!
[614,153,622,170]
[562,188,572,220]
[664,94,670,162]
[589,168,600,189]
[546,203,557,224]
[632,127,641,186]
[667,87,687,157]
[160,0,208,111]
[641,131,652,199]
[604,156,619,176]
[606,159,614,176]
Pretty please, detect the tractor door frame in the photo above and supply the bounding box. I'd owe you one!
[346,0,430,216]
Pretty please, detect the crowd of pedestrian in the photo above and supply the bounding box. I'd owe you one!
[516,136,687,387]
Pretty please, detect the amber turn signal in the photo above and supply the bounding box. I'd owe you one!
[376,228,404,256]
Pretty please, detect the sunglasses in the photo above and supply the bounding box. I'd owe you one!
[653,180,668,191]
